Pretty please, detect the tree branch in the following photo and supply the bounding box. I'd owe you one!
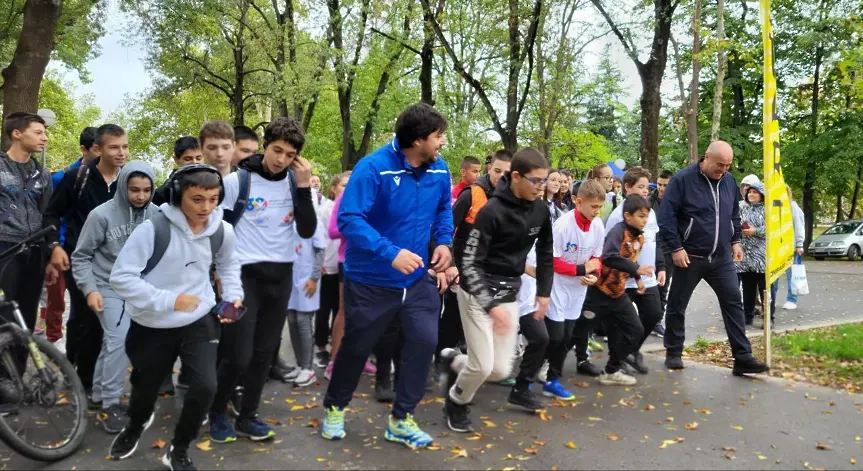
[589,0,640,65]
[248,0,275,33]
[183,53,235,90]
[371,27,421,55]
[194,74,233,100]
[516,0,543,122]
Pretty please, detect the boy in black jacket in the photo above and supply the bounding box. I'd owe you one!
[440,148,553,433]
[582,196,655,387]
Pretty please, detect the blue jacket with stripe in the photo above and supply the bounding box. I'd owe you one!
[338,139,454,289]
[658,161,742,260]
[51,157,82,246]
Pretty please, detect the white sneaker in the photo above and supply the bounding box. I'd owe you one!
[294,369,316,387]
[598,370,637,386]
[537,361,549,383]
[783,301,797,310]
[284,367,302,382]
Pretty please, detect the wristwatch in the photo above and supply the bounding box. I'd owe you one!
[48,241,60,251]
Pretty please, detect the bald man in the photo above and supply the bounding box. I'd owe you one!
[657,141,768,376]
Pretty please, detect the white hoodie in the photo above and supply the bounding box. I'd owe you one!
[109,203,243,329]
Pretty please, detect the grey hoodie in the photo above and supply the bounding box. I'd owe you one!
[72,161,160,298]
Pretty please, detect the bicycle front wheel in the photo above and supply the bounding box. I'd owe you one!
[0,331,88,461]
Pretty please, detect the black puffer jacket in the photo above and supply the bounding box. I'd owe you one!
[452,174,494,265]
[458,175,553,313]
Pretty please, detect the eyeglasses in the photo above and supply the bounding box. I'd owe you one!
[524,176,548,187]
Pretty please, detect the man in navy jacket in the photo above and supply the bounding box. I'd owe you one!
[321,104,454,449]
[658,140,768,376]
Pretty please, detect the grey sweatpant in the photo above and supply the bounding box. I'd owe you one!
[91,295,130,407]
[286,310,315,370]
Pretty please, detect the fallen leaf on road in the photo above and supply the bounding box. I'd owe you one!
[722,454,736,460]
[758,454,767,460]
[588,417,603,421]
[829,401,836,406]
[534,440,546,447]
[731,425,743,431]
[816,442,832,451]
[665,417,674,423]
[152,439,167,449]
[683,400,692,406]
[565,441,577,449]
[525,447,538,455]
[644,404,655,411]
[307,418,320,428]
[514,455,531,461]
[607,433,620,441]
[537,410,552,421]
[466,432,482,441]
[596,391,604,398]
[263,417,281,426]
[253,448,269,452]
[284,398,295,404]
[721,446,737,452]
[850,458,856,465]
[574,381,589,388]
[426,443,441,451]
[195,440,212,451]
[452,447,468,458]
[483,420,497,428]
[856,436,861,441]
[685,422,699,431]
[316,457,326,462]
[660,439,680,449]
[694,408,712,415]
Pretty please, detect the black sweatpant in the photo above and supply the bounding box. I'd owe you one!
[569,314,598,364]
[315,274,340,348]
[211,262,292,418]
[624,286,664,351]
[435,288,464,362]
[0,241,46,376]
[64,269,103,392]
[544,318,576,382]
[125,315,219,450]
[515,315,549,388]
[583,288,643,374]
[373,317,402,385]
[657,255,674,314]
[740,272,776,322]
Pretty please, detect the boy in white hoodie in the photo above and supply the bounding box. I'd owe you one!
[71,161,160,434]
[107,165,243,471]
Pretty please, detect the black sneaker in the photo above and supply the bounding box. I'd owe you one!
[664,356,684,370]
[108,412,156,460]
[577,360,602,377]
[314,350,330,369]
[87,396,102,411]
[98,404,128,434]
[624,353,649,375]
[508,385,541,411]
[375,375,395,403]
[732,357,769,376]
[443,398,473,433]
[269,357,294,382]
[158,375,176,396]
[162,445,196,471]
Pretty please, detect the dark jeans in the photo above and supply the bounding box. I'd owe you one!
[435,288,464,363]
[657,254,674,314]
[515,315,549,388]
[544,318,576,382]
[664,254,753,361]
[126,315,219,450]
[64,269,103,392]
[569,314,598,363]
[324,275,439,418]
[0,241,46,376]
[373,317,402,385]
[625,285,664,351]
[211,262,292,418]
[315,274,340,348]
[740,272,776,322]
[583,287,644,374]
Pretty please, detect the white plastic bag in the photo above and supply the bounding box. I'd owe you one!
[791,263,809,296]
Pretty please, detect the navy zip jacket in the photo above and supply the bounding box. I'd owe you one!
[658,160,742,260]
[338,139,454,289]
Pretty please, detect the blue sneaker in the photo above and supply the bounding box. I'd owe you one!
[235,416,276,441]
[384,414,434,449]
[542,379,575,401]
[208,413,237,443]
[321,406,346,440]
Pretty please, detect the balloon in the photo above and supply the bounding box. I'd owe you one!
[614,159,626,170]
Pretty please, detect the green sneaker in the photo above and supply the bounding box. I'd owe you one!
[384,414,433,450]
[321,406,346,440]
[588,336,604,353]
[497,377,516,386]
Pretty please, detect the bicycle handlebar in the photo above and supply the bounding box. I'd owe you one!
[0,225,56,262]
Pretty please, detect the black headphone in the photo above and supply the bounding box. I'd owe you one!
[168,164,225,206]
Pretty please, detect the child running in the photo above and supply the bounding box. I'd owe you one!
[581,195,655,386]
[542,180,607,400]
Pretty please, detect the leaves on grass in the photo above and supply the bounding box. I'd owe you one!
[565,441,577,449]
[685,422,699,430]
[152,439,167,449]
[816,442,832,451]
[195,440,212,451]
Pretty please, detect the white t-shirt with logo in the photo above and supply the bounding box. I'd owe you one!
[548,212,605,322]
[288,222,328,312]
[222,171,297,266]
[605,203,659,289]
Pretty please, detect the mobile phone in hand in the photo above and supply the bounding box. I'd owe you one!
[742,222,751,230]
[213,301,246,321]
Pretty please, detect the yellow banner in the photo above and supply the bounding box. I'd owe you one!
[761,0,795,284]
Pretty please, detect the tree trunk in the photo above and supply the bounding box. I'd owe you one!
[835,193,844,222]
[1,0,63,150]
[686,0,701,164]
[710,0,726,141]
[850,156,863,218]
[802,44,824,250]
[420,6,436,105]
[639,69,662,176]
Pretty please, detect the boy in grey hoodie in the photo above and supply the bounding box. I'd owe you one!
[71,161,160,434]
[106,165,243,470]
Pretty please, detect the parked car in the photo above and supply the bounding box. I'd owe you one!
[808,220,863,260]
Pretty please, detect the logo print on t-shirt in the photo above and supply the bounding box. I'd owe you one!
[248,197,268,224]
[394,176,401,186]
[564,242,579,253]
[280,210,295,226]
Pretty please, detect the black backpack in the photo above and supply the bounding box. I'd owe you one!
[141,211,225,276]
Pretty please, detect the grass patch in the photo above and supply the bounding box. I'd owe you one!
[684,322,863,394]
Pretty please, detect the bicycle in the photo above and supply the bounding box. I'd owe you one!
[0,226,87,461]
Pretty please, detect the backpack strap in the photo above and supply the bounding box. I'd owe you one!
[288,168,299,203]
[73,165,90,201]
[142,211,170,276]
[210,221,225,261]
[227,168,252,226]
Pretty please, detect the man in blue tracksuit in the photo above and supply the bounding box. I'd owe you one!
[658,140,768,376]
[321,103,453,449]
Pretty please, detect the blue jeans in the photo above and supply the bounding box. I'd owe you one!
[784,254,803,304]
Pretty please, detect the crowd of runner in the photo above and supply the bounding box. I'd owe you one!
[0,103,797,470]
